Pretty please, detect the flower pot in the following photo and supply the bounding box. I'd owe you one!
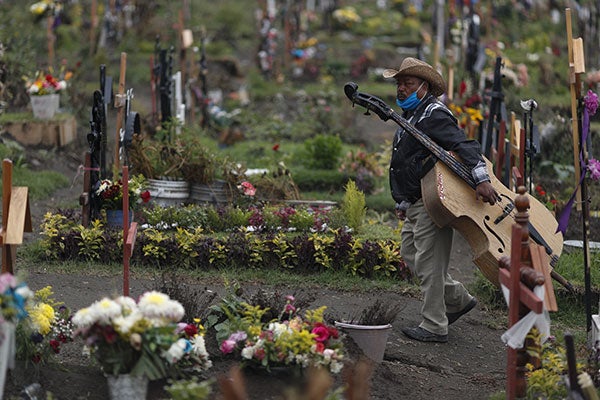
[30,94,60,119]
[334,321,392,363]
[147,178,190,207]
[106,374,148,400]
[105,209,133,228]
[190,180,233,205]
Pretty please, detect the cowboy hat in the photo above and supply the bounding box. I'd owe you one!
[382,57,446,97]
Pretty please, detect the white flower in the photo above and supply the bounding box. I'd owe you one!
[267,322,288,338]
[330,360,343,374]
[28,85,39,94]
[138,291,184,323]
[15,285,34,300]
[191,335,208,358]
[241,345,255,360]
[163,338,188,364]
[57,80,67,90]
[113,310,143,334]
[72,307,96,328]
[114,296,138,314]
[90,297,122,324]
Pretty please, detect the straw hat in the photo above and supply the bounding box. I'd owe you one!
[382,58,446,97]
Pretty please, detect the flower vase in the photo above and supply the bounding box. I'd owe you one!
[30,94,60,119]
[334,321,392,363]
[106,209,133,228]
[106,374,148,400]
[0,322,16,397]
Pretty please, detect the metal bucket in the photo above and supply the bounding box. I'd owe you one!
[147,179,190,207]
[190,180,233,205]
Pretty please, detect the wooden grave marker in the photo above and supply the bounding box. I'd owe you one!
[0,159,32,274]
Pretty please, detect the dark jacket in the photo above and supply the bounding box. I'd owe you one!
[389,94,484,204]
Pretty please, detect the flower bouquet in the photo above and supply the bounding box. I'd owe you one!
[25,64,73,118]
[72,291,211,380]
[212,293,344,374]
[0,274,33,395]
[15,286,73,368]
[95,174,151,211]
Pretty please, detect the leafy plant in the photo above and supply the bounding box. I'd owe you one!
[302,134,343,170]
[341,180,366,233]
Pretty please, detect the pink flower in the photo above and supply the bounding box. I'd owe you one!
[588,158,600,181]
[220,339,237,354]
[239,181,256,196]
[311,323,330,342]
[585,90,599,115]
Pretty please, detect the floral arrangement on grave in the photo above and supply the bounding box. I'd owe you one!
[0,273,33,326]
[15,286,74,367]
[25,64,72,96]
[72,291,212,380]
[95,174,151,211]
[212,294,344,374]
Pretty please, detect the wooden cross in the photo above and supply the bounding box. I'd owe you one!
[0,159,32,274]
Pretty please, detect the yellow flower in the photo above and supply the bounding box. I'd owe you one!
[29,303,55,335]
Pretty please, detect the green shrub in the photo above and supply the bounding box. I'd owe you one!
[301,134,343,170]
[292,168,349,192]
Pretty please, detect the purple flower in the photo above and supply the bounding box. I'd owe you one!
[228,331,247,342]
[588,158,600,181]
[585,90,599,115]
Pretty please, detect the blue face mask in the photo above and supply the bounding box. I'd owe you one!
[396,81,425,110]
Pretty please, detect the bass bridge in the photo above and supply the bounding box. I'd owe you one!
[493,199,515,224]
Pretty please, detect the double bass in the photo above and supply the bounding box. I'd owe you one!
[344,82,564,287]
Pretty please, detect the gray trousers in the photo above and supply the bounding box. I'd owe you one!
[400,199,473,335]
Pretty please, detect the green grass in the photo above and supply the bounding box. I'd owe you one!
[0,165,70,202]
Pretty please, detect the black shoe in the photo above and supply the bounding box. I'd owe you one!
[447,297,477,325]
[402,326,448,343]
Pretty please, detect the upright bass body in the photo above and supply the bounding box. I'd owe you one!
[421,158,563,286]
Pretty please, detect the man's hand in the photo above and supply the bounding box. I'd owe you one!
[475,181,498,205]
[395,208,406,221]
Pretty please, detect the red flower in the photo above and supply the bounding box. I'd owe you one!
[49,339,61,353]
[315,342,325,353]
[186,324,198,337]
[311,323,330,342]
[254,347,266,361]
[140,190,151,203]
[272,143,280,151]
[102,326,119,344]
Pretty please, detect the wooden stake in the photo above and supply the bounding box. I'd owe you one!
[566,8,583,211]
[114,52,127,173]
